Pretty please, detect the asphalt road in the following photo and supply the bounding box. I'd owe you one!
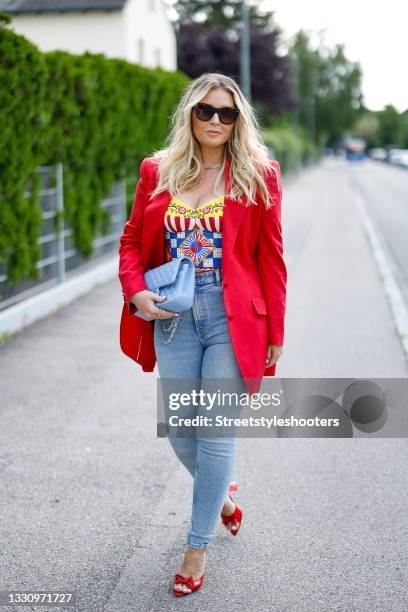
[350,159,408,306]
[0,157,407,612]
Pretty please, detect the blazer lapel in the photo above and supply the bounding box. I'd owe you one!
[142,152,247,269]
[222,153,247,261]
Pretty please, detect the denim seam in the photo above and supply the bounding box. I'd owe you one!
[187,447,210,549]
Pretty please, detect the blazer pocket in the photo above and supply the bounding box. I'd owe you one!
[252,296,267,315]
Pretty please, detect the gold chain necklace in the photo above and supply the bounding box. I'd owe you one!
[203,162,222,170]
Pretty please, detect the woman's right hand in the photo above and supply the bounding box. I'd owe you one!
[130,290,177,319]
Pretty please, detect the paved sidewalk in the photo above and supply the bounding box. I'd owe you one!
[0,158,407,611]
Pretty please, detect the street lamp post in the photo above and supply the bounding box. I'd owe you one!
[290,50,302,170]
[240,0,251,101]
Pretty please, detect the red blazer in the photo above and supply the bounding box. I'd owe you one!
[118,153,287,395]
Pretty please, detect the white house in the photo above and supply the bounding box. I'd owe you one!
[0,0,177,71]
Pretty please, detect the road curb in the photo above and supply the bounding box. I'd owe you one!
[353,184,408,361]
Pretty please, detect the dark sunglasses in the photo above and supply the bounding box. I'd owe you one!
[193,102,239,125]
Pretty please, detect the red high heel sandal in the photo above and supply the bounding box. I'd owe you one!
[173,573,205,597]
[173,550,208,597]
[221,481,243,536]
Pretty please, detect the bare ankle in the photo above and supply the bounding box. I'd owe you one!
[186,546,207,557]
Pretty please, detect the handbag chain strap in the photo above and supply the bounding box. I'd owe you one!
[159,312,182,343]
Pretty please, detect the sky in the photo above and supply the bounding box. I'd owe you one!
[263,0,408,112]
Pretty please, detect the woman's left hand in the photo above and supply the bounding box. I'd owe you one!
[266,344,283,367]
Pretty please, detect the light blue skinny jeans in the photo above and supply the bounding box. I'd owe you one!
[153,267,246,549]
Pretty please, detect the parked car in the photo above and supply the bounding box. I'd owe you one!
[397,150,408,168]
[387,148,408,167]
[369,148,387,161]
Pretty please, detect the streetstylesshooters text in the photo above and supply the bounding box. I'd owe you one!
[166,390,340,429]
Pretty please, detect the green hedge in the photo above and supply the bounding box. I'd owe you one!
[262,124,316,173]
[0,17,190,284]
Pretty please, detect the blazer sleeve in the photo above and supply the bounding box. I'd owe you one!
[255,160,287,346]
[118,157,150,313]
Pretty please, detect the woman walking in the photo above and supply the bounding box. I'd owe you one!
[118,73,287,596]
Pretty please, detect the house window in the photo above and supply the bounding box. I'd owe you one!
[137,38,144,64]
[155,47,161,67]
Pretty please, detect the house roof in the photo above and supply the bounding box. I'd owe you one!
[0,0,127,13]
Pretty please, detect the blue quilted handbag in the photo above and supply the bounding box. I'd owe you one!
[134,257,195,342]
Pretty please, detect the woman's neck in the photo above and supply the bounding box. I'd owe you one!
[200,144,225,167]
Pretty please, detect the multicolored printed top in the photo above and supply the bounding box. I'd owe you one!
[164,195,224,274]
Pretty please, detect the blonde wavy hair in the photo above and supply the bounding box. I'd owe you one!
[149,72,279,209]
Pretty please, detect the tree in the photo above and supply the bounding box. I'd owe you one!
[290,31,363,146]
[170,0,295,116]
[375,105,404,146]
[170,0,273,29]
